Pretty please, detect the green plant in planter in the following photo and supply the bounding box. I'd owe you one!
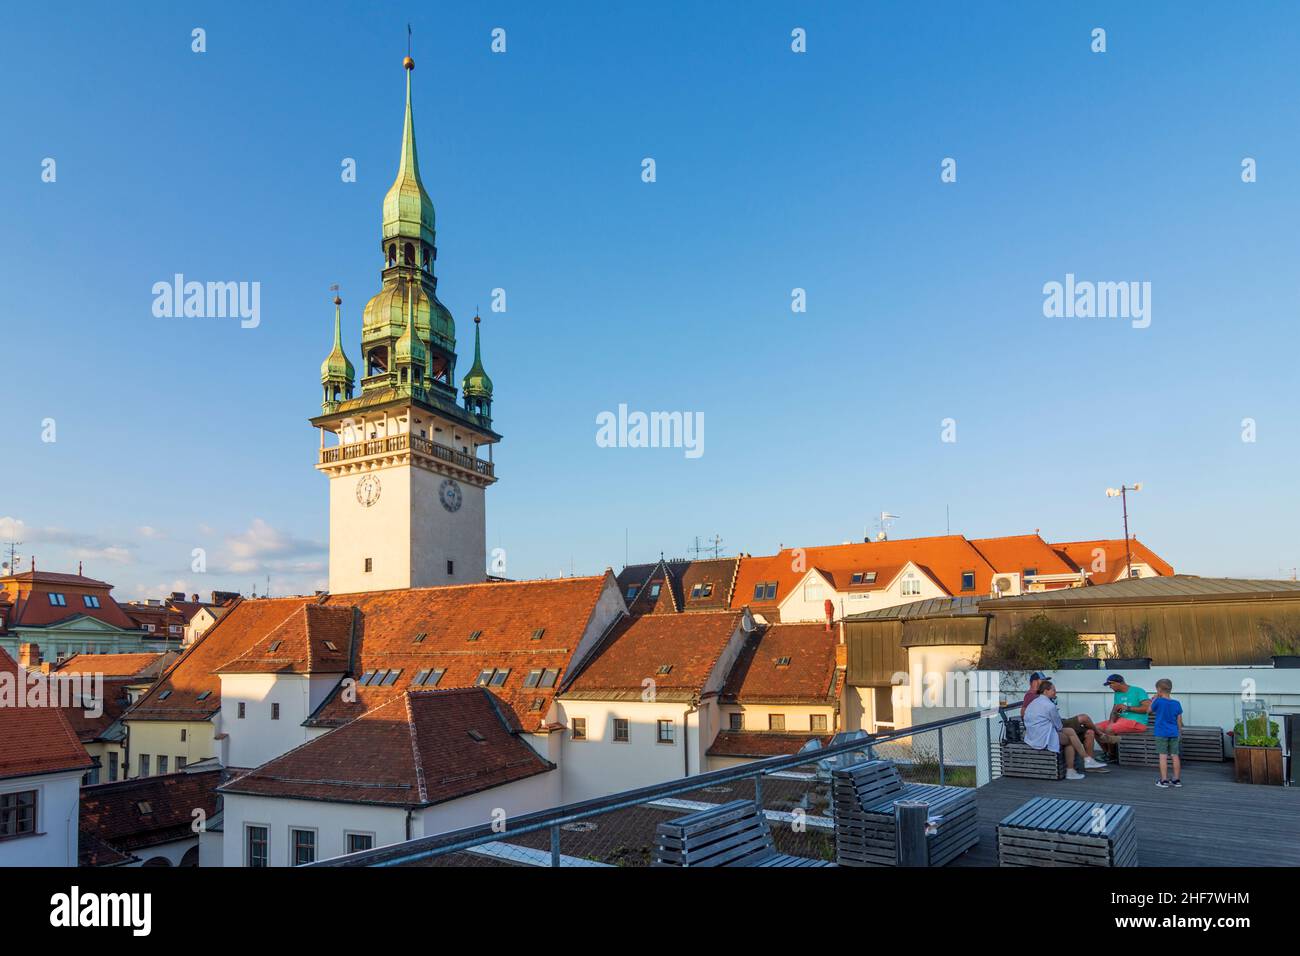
[1114,622,1150,659]
[1257,616,1300,658]
[981,614,1086,670]
[1233,717,1280,748]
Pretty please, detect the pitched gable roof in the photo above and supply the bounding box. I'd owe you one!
[308,575,613,731]
[220,688,552,807]
[1051,538,1175,584]
[562,610,744,701]
[128,596,316,721]
[55,652,168,677]
[0,647,93,780]
[217,604,354,674]
[617,557,740,613]
[79,768,224,861]
[720,623,840,704]
[707,731,832,758]
[969,534,1076,577]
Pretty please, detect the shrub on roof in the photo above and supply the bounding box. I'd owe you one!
[981,613,1086,671]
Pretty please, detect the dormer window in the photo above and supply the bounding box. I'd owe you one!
[649,583,661,598]
[83,595,101,608]
[48,593,67,607]
[626,585,639,600]
[690,583,714,599]
[960,571,976,591]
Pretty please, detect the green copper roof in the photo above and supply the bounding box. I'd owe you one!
[321,297,355,383]
[382,63,436,248]
[394,285,428,367]
[462,316,493,397]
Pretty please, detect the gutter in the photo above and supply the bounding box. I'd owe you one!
[683,695,699,778]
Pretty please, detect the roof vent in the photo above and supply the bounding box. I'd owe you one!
[136,801,153,814]
[467,729,486,742]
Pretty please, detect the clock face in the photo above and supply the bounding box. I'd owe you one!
[356,474,382,507]
[439,478,463,513]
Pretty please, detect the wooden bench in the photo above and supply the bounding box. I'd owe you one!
[831,759,979,867]
[1117,726,1225,766]
[653,800,834,867]
[997,796,1138,867]
[1000,741,1067,779]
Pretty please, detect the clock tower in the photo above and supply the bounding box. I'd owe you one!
[311,52,499,595]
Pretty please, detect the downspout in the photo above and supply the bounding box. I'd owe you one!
[405,807,413,841]
[683,695,699,778]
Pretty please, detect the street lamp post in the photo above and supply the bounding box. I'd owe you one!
[1105,483,1142,578]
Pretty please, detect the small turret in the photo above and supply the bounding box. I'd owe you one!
[320,293,355,412]
[462,313,493,422]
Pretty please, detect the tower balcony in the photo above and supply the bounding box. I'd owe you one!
[318,432,494,482]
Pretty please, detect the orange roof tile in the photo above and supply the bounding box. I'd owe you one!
[55,652,166,677]
[707,731,832,758]
[221,688,552,807]
[563,610,744,701]
[0,647,93,780]
[969,534,1077,577]
[1051,538,1175,584]
[217,604,354,674]
[720,623,839,704]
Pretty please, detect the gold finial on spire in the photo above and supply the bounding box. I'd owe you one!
[404,23,414,70]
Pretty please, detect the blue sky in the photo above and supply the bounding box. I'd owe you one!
[3,1,1299,599]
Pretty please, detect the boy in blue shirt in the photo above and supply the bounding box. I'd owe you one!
[1149,678,1184,788]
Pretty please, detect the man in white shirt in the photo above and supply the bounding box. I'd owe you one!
[1023,681,1107,780]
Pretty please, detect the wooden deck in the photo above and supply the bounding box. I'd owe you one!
[951,760,1300,867]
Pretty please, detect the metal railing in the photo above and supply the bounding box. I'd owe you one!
[312,702,1021,868]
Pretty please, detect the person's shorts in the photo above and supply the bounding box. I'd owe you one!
[1062,717,1085,735]
[1097,717,1148,735]
[1154,735,1181,755]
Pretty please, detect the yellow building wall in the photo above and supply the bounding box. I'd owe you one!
[124,719,215,778]
[719,703,836,735]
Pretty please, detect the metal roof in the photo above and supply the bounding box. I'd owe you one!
[845,596,985,622]
[979,574,1300,607]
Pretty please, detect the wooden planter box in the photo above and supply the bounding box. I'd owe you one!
[1271,655,1300,669]
[1234,745,1284,785]
[1105,658,1151,669]
[1055,658,1101,670]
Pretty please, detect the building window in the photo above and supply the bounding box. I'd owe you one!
[158,755,169,774]
[238,702,246,719]
[1129,567,1141,578]
[447,560,455,575]
[83,595,100,608]
[648,583,661,598]
[177,756,187,769]
[108,751,119,782]
[768,714,786,732]
[625,585,639,600]
[810,714,828,732]
[874,687,895,728]
[657,719,675,744]
[346,833,374,854]
[960,571,976,591]
[571,717,586,740]
[613,718,630,742]
[1022,568,1037,579]
[180,728,187,742]
[729,712,743,732]
[901,575,921,596]
[48,592,67,607]
[752,582,778,601]
[139,754,151,777]
[246,825,269,868]
[0,790,38,838]
[291,829,317,866]
[84,756,102,786]
[144,624,155,633]
[271,703,280,720]
[690,582,713,599]
[364,558,373,573]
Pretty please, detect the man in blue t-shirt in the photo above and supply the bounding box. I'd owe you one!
[1149,677,1184,788]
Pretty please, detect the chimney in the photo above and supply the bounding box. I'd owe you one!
[824,598,834,633]
[835,620,848,668]
[18,642,41,669]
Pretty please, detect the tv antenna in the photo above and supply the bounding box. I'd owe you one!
[2,541,22,575]
[871,512,900,542]
[689,535,723,559]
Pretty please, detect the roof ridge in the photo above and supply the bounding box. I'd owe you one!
[404,692,429,804]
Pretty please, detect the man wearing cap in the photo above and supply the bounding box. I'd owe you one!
[1096,674,1152,756]
[1021,672,1107,763]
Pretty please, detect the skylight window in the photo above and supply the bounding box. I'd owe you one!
[137,801,153,814]
[850,572,878,585]
[158,690,172,700]
[413,632,427,644]
[48,593,67,607]
[656,664,673,675]
[523,669,543,688]
[83,595,100,608]
[359,670,375,685]
[960,571,976,591]
[467,630,482,642]
[268,641,282,652]
[529,697,545,712]
[488,669,510,687]
[538,668,559,689]
[626,585,639,600]
[649,583,661,598]
[690,583,714,599]
[414,669,430,685]
[753,582,778,601]
[424,668,445,687]
[467,730,486,743]
[381,669,401,686]
[196,691,211,701]
[775,657,792,667]
[531,628,545,641]
[323,641,338,652]
[475,669,495,686]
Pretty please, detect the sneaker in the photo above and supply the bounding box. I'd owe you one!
[1065,769,1086,780]
[1171,779,1182,788]
[1155,779,1170,789]
[1084,757,1108,770]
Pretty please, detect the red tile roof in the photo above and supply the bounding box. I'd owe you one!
[563,611,744,701]
[55,652,167,677]
[79,768,224,862]
[0,647,93,780]
[216,604,354,674]
[221,688,552,807]
[732,536,998,614]
[969,534,1077,577]
[720,623,839,704]
[308,576,612,731]
[128,596,316,721]
[0,570,139,630]
[1051,538,1175,584]
[707,731,832,758]
[616,558,741,613]
[58,677,134,743]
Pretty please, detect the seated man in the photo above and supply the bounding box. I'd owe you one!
[1095,674,1152,755]
[1024,681,1108,780]
[1020,672,1107,762]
